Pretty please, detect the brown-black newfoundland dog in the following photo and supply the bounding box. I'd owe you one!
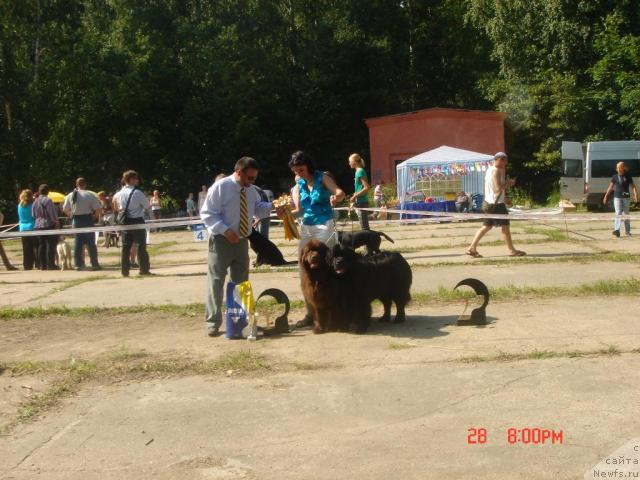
[331,244,412,332]
[299,239,354,333]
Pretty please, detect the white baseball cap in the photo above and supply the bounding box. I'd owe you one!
[494,151,508,159]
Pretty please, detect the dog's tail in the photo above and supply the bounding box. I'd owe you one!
[375,231,394,243]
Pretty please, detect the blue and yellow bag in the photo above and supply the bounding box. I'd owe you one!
[225,281,254,339]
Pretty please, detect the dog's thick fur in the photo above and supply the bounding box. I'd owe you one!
[248,229,296,267]
[332,244,412,332]
[338,229,394,255]
[56,238,72,271]
[299,240,355,333]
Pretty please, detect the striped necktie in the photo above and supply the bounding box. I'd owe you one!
[239,187,249,237]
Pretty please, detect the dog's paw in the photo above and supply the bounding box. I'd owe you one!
[312,324,326,334]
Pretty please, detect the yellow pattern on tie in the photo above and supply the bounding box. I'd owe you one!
[239,187,249,237]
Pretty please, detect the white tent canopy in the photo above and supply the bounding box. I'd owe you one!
[396,145,494,205]
[398,146,493,167]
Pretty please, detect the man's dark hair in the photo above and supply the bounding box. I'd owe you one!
[38,184,49,195]
[76,177,87,189]
[235,156,259,172]
[289,150,316,171]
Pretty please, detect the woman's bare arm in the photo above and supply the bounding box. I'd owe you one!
[322,174,345,206]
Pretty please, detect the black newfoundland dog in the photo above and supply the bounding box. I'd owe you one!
[249,229,297,267]
[331,244,412,332]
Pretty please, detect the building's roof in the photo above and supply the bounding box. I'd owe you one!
[397,146,494,168]
[365,107,506,127]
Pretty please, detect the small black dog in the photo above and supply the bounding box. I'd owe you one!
[338,230,394,255]
[332,244,412,332]
[248,229,296,267]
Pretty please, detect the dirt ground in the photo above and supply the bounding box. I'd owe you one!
[1,217,639,479]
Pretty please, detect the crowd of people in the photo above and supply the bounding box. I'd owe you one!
[2,151,637,339]
[2,171,237,274]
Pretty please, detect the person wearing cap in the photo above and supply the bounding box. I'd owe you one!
[63,177,102,271]
[466,152,525,258]
[200,157,273,337]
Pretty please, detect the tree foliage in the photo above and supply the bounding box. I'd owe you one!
[1,0,640,213]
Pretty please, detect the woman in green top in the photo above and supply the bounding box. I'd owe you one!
[349,153,371,230]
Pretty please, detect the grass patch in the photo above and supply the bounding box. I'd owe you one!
[459,345,631,364]
[411,277,640,304]
[146,241,179,255]
[205,350,271,374]
[523,226,570,242]
[29,275,112,302]
[0,303,204,320]
[389,236,574,254]
[387,341,416,350]
[2,357,97,431]
[110,346,150,361]
[2,277,639,321]
[0,350,273,434]
[414,251,637,269]
[291,361,340,371]
[599,344,621,356]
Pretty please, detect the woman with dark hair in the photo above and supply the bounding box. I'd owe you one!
[289,150,345,250]
[32,184,60,270]
[18,189,39,269]
[285,150,345,326]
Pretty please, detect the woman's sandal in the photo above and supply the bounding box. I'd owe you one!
[509,250,526,257]
[465,249,483,258]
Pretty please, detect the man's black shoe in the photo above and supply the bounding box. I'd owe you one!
[612,229,621,237]
[207,327,220,337]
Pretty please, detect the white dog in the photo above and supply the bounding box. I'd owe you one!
[56,238,72,271]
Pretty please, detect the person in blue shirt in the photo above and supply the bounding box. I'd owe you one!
[200,157,274,337]
[17,189,38,270]
[287,150,346,327]
[289,150,345,250]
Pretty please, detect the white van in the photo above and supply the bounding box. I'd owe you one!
[561,140,640,209]
[560,141,584,204]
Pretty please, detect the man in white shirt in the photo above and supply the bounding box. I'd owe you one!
[200,157,273,336]
[466,152,525,258]
[114,170,151,277]
[63,177,102,270]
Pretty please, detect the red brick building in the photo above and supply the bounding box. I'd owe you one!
[365,107,506,183]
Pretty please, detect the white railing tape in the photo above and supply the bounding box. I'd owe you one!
[1,206,638,239]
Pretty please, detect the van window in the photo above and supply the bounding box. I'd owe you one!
[562,159,582,177]
[591,159,640,178]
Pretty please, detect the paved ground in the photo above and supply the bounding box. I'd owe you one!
[1,216,639,479]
